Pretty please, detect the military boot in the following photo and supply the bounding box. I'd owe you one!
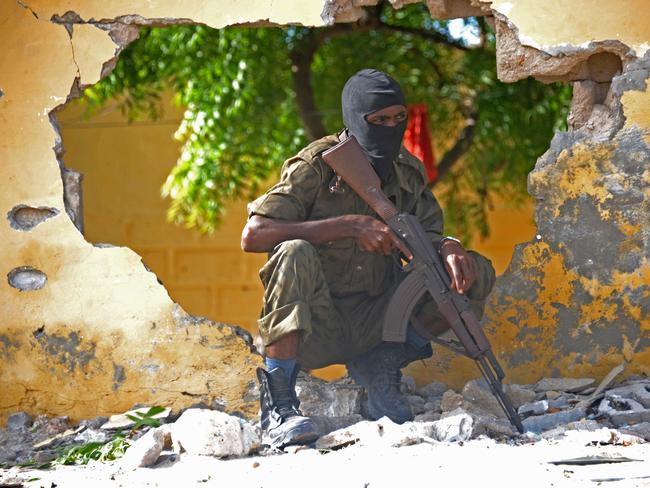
[257,367,320,449]
[346,342,433,424]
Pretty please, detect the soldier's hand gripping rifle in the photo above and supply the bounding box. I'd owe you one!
[321,135,524,434]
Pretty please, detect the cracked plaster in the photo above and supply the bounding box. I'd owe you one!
[1,0,650,422]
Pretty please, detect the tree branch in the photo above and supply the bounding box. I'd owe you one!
[378,22,470,51]
[430,107,478,187]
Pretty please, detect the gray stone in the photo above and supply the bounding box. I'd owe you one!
[535,378,595,393]
[400,375,417,395]
[506,384,537,409]
[541,419,603,440]
[6,412,32,431]
[522,408,587,433]
[423,398,442,412]
[416,381,448,399]
[518,400,549,417]
[620,422,650,441]
[310,415,363,436]
[296,373,363,417]
[73,428,109,444]
[548,396,569,409]
[609,409,650,427]
[407,395,426,415]
[171,409,260,457]
[120,427,165,469]
[80,416,108,430]
[545,391,563,400]
[100,407,172,430]
[607,383,650,408]
[33,426,85,450]
[461,379,506,419]
[430,411,474,442]
[598,394,645,415]
[440,390,464,413]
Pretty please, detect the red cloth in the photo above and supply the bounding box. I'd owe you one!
[403,104,437,184]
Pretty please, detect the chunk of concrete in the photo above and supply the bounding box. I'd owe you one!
[171,409,260,457]
[522,408,587,433]
[608,409,650,427]
[620,422,650,441]
[416,381,448,399]
[430,411,474,442]
[295,373,363,417]
[119,427,165,469]
[407,395,426,415]
[401,375,417,395]
[518,400,549,417]
[441,390,464,413]
[535,378,595,393]
[6,412,32,431]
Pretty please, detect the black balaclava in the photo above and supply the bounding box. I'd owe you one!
[342,69,407,182]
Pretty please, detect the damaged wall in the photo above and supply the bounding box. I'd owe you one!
[409,0,650,386]
[1,0,649,424]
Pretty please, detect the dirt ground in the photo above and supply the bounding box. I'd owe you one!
[2,433,650,488]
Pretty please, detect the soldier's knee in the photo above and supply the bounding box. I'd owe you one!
[274,239,318,262]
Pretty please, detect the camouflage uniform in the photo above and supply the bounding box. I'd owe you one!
[248,134,496,370]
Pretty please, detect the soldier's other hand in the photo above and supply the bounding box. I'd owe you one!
[440,240,477,294]
[349,215,412,259]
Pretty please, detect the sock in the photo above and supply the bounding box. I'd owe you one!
[406,325,429,349]
[265,357,297,379]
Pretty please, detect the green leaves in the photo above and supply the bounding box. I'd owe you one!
[125,405,166,429]
[53,434,129,466]
[84,10,570,239]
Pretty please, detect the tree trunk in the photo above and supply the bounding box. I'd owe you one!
[289,32,327,141]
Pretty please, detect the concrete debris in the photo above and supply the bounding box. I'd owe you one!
[119,427,165,469]
[608,409,650,428]
[171,409,260,457]
[407,394,426,415]
[2,376,650,467]
[523,408,587,434]
[296,373,363,418]
[400,375,417,395]
[33,425,85,450]
[6,412,33,432]
[620,422,650,441]
[100,407,172,430]
[535,377,596,393]
[518,400,549,417]
[432,411,474,442]
[598,395,645,415]
[441,390,464,412]
[416,380,448,399]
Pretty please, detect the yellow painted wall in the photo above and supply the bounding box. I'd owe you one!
[2,0,649,425]
[58,98,268,332]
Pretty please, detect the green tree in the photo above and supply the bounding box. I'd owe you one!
[83,2,570,239]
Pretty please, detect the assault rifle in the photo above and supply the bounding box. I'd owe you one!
[322,135,524,434]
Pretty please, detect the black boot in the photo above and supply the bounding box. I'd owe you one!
[346,342,432,424]
[257,367,320,449]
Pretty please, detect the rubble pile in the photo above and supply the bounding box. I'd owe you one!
[1,370,648,469]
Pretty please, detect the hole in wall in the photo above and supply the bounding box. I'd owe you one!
[51,5,576,380]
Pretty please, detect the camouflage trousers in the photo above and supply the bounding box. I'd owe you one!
[257,239,496,370]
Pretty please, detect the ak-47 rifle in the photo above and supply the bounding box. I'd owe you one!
[321,134,524,434]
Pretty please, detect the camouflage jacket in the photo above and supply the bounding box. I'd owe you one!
[248,133,445,298]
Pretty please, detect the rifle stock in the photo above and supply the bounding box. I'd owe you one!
[321,134,524,434]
